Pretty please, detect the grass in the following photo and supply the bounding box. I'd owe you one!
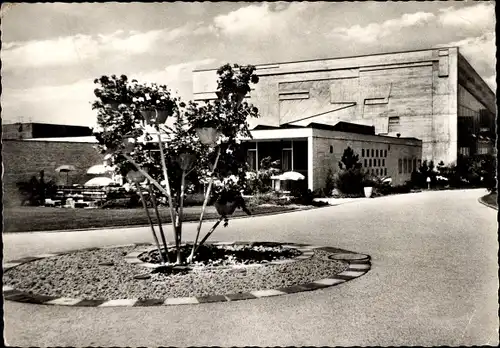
[481,192,498,209]
[3,205,300,233]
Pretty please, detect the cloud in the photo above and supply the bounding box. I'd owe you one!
[436,32,496,90]
[1,59,217,126]
[331,11,435,43]
[2,23,209,70]
[438,3,495,31]
[1,35,100,69]
[1,78,96,125]
[212,2,310,37]
[132,58,216,99]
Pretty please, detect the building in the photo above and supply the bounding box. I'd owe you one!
[2,136,103,206]
[2,122,93,140]
[192,47,496,165]
[242,122,421,191]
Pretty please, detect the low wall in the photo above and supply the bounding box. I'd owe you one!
[2,140,104,206]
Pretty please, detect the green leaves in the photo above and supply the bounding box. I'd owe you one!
[92,62,261,207]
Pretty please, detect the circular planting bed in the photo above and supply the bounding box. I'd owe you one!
[3,242,371,307]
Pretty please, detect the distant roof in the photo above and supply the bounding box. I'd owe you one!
[253,121,375,135]
[23,136,98,143]
[193,46,458,72]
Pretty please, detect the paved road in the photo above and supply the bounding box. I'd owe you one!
[3,189,498,346]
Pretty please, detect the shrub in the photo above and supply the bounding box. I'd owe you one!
[290,187,328,206]
[410,160,438,188]
[333,146,368,196]
[435,154,497,190]
[313,188,328,198]
[334,168,367,195]
[246,191,290,207]
[324,168,335,196]
[16,170,57,206]
[245,156,281,194]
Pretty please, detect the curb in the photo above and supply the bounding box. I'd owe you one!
[478,195,498,210]
[3,242,371,307]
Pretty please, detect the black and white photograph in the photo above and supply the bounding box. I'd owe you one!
[1,1,497,346]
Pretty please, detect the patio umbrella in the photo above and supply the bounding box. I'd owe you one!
[278,171,305,181]
[55,165,77,185]
[84,177,114,187]
[87,164,115,175]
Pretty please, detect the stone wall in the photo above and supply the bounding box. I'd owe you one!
[2,140,104,206]
[311,129,422,190]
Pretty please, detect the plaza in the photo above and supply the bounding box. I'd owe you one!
[3,189,498,346]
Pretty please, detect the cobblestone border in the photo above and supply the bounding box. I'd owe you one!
[3,242,371,307]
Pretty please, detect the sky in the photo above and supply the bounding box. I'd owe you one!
[1,1,496,127]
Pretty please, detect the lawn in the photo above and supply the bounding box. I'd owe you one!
[3,205,300,233]
[481,192,498,209]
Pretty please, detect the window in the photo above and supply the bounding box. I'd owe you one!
[376,168,379,175]
[371,149,374,157]
[282,149,292,171]
[403,158,408,174]
[369,159,372,167]
[398,159,403,174]
[378,159,381,167]
[384,150,387,157]
[371,169,375,175]
[364,159,367,167]
[382,159,385,167]
[376,149,379,157]
[388,116,400,133]
[247,150,257,170]
[413,158,417,171]
[329,145,333,153]
[459,147,470,157]
[409,159,412,173]
[478,146,490,155]
[362,149,365,157]
[384,168,387,176]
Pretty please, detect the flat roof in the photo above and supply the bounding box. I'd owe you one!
[250,122,420,142]
[193,46,458,72]
[22,136,98,143]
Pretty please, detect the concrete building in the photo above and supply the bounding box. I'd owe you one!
[193,47,496,165]
[242,122,422,191]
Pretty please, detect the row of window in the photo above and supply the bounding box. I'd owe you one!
[398,158,420,175]
[362,148,387,158]
[369,168,387,176]
[364,158,385,168]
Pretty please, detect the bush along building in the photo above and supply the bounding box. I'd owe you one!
[193,47,496,170]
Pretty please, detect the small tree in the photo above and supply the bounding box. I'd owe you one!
[411,160,438,188]
[92,64,260,266]
[334,147,366,195]
[339,146,362,170]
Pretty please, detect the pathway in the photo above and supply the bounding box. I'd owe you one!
[3,189,498,346]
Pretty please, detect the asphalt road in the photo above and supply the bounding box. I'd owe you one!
[3,189,498,346]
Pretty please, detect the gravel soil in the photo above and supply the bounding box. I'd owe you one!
[139,243,303,267]
[3,246,349,300]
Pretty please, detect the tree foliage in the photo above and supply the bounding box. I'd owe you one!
[334,147,367,195]
[91,63,261,264]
